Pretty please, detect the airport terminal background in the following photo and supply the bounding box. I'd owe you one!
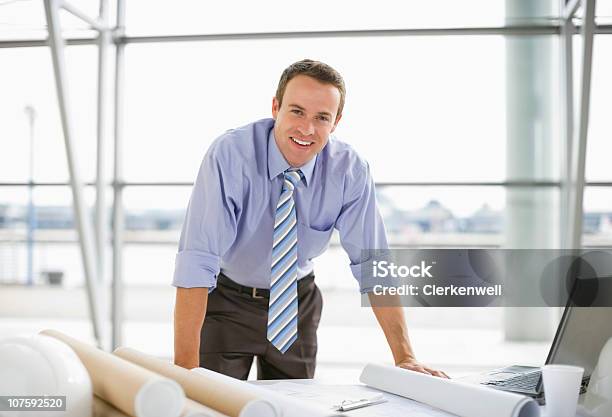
[1,0,612,381]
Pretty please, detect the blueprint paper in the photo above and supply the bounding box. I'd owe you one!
[192,368,344,417]
[258,381,454,416]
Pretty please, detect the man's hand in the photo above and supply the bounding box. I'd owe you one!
[368,293,449,379]
[396,358,449,378]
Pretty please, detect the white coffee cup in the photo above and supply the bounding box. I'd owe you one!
[542,364,584,417]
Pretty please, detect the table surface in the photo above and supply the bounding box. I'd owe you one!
[92,378,589,417]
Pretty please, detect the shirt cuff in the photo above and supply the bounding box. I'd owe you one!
[350,250,393,294]
[173,250,219,289]
[350,259,376,294]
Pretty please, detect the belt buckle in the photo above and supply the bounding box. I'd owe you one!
[251,287,264,299]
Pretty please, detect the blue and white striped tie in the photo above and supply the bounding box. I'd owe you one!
[267,169,303,353]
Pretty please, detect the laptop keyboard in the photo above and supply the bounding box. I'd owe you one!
[484,371,540,391]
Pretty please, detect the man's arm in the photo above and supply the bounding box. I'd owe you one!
[368,293,449,378]
[173,141,242,368]
[174,287,209,369]
[333,159,447,377]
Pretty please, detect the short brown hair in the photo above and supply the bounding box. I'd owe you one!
[275,59,346,118]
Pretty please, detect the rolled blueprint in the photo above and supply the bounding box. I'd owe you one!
[93,396,130,417]
[360,363,540,417]
[182,398,229,417]
[94,395,219,417]
[41,330,185,417]
[113,347,276,417]
[192,367,344,417]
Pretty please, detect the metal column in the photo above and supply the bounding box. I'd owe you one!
[503,0,557,342]
[43,0,103,345]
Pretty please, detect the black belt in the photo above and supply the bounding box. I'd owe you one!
[217,272,314,299]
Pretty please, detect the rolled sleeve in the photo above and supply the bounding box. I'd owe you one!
[172,140,240,289]
[350,259,375,294]
[173,250,220,288]
[335,161,389,293]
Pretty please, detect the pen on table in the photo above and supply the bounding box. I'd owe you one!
[334,394,386,412]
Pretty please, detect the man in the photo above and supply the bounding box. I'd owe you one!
[173,59,447,380]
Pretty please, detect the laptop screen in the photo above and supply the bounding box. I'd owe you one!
[547,306,612,377]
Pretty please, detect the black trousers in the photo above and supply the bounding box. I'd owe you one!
[199,273,322,380]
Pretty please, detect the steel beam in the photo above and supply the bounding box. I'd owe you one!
[111,0,127,350]
[60,1,108,32]
[0,38,94,48]
[560,11,576,249]
[95,0,110,294]
[564,0,582,20]
[6,24,612,51]
[569,0,596,250]
[119,26,559,44]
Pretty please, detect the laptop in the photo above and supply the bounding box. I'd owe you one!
[461,278,612,400]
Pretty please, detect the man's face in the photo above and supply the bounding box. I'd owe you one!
[272,75,342,167]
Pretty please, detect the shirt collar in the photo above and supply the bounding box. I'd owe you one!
[267,126,316,187]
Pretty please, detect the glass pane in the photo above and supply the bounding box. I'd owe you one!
[586,36,612,181]
[0,0,46,41]
[596,0,612,24]
[1,185,188,288]
[0,186,98,338]
[0,45,102,183]
[124,36,558,183]
[123,186,189,286]
[0,0,102,41]
[0,185,105,287]
[124,0,560,36]
[1,186,73,286]
[583,186,612,247]
[0,187,29,285]
[377,186,505,247]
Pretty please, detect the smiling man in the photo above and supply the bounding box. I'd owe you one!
[173,59,447,380]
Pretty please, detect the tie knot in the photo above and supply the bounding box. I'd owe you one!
[284,169,303,187]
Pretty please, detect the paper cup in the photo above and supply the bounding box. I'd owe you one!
[542,364,584,417]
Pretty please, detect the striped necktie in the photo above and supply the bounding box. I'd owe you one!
[267,169,303,353]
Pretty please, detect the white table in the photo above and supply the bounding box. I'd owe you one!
[252,379,587,417]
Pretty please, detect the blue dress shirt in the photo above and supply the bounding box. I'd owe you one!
[173,118,388,293]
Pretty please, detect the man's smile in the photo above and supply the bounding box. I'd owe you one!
[289,136,314,147]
